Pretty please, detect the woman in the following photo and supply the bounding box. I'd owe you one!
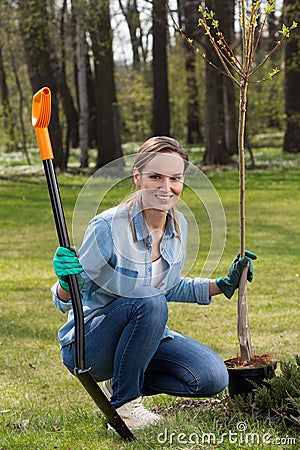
[52,136,256,429]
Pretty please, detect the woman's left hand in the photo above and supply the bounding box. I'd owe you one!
[216,251,257,299]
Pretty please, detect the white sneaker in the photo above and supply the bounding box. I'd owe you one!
[114,396,162,429]
[102,378,113,400]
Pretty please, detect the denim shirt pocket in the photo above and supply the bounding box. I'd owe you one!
[115,266,139,278]
[108,266,139,296]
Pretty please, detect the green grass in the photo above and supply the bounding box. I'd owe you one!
[0,148,299,449]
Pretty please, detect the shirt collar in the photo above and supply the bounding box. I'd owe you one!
[131,201,179,242]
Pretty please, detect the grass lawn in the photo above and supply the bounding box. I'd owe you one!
[0,148,299,449]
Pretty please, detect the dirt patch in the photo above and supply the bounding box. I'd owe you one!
[225,354,275,369]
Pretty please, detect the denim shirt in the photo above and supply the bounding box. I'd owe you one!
[51,202,212,347]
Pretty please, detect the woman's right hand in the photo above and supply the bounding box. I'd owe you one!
[53,246,84,291]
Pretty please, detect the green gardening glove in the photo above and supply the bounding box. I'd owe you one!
[53,246,84,291]
[216,250,257,299]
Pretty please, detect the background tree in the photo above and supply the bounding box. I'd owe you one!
[202,0,232,165]
[283,0,300,153]
[0,1,30,162]
[0,44,17,151]
[118,0,145,69]
[60,0,79,166]
[87,0,122,168]
[0,0,297,170]
[183,0,203,144]
[152,0,170,136]
[222,0,238,156]
[73,0,89,168]
[17,0,64,169]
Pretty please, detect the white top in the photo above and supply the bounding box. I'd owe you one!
[151,256,168,287]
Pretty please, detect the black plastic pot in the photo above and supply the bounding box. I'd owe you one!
[225,360,277,397]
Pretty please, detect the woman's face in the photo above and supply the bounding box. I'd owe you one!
[133,152,185,212]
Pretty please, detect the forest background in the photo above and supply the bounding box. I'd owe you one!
[0,0,299,172]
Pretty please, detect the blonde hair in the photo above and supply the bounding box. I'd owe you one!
[122,136,188,241]
[133,136,189,173]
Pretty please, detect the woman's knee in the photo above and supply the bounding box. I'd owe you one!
[190,358,229,397]
[205,360,229,396]
[128,286,168,322]
[172,339,229,397]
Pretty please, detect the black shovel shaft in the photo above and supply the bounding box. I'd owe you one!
[43,159,85,369]
[43,159,135,441]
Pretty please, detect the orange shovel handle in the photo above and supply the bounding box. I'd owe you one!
[32,87,53,160]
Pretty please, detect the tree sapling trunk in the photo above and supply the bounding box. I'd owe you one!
[171,0,297,365]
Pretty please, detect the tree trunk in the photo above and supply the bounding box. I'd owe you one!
[118,0,143,70]
[9,48,30,164]
[71,2,96,149]
[203,0,231,164]
[17,0,64,169]
[0,45,17,151]
[87,0,122,168]
[283,0,300,153]
[73,0,89,168]
[183,0,203,144]
[238,264,252,362]
[152,0,170,136]
[176,0,184,29]
[86,53,97,148]
[203,57,231,164]
[237,78,253,364]
[222,0,238,155]
[60,0,79,165]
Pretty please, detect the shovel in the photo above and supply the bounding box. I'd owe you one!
[32,86,135,441]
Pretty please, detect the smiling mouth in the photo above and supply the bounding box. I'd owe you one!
[155,194,173,201]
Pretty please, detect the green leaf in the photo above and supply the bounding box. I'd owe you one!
[267,68,280,79]
[264,0,276,14]
[280,23,290,37]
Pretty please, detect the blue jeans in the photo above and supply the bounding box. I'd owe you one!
[62,287,228,408]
